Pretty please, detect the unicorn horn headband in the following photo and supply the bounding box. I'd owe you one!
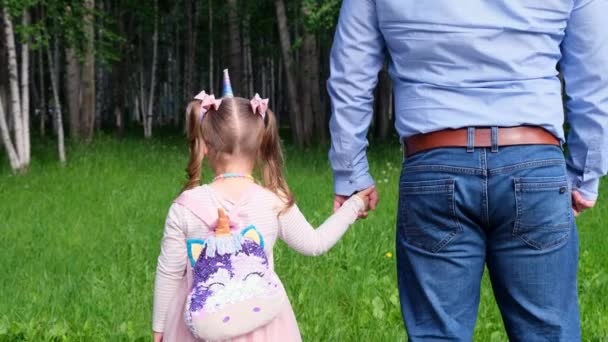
[222,69,234,98]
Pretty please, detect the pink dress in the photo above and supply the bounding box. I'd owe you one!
[153,184,364,342]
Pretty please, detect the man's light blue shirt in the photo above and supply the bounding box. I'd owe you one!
[328,0,608,200]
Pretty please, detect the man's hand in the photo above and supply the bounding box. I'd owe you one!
[572,190,596,216]
[334,185,379,218]
[153,332,163,342]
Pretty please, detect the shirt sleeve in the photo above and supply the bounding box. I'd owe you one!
[152,203,188,332]
[278,196,365,256]
[559,0,608,201]
[327,0,385,196]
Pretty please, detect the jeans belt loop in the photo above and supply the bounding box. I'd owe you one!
[491,126,499,152]
[467,127,475,153]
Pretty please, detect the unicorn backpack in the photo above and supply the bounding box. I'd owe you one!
[177,198,288,341]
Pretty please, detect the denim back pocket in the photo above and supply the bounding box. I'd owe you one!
[513,176,572,250]
[399,178,462,253]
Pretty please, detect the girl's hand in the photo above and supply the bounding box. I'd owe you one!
[153,332,163,342]
[355,186,376,214]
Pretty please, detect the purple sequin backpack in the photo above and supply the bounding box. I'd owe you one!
[176,195,288,341]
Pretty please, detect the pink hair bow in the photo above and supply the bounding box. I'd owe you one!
[250,93,269,119]
[194,90,222,123]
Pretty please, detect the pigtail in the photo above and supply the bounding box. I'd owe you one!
[183,101,205,192]
[259,109,294,212]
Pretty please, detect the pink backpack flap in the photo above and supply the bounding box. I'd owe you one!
[175,194,288,341]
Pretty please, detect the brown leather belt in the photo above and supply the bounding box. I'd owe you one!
[404,126,560,157]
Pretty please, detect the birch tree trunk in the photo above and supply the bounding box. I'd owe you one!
[81,0,96,142]
[0,36,8,125]
[2,5,25,170]
[47,44,66,163]
[134,96,141,123]
[113,18,127,138]
[38,45,46,137]
[274,0,303,145]
[0,19,7,116]
[52,38,60,134]
[21,9,30,164]
[137,32,146,125]
[227,0,242,93]
[0,95,20,170]
[144,0,159,138]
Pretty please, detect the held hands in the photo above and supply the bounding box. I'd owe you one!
[334,186,379,219]
[572,190,596,216]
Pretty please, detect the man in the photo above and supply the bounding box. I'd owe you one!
[328,0,607,340]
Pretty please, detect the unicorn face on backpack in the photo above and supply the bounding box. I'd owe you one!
[185,209,288,341]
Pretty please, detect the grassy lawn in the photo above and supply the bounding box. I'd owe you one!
[1,134,606,341]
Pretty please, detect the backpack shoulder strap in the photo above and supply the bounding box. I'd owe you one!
[175,184,267,229]
[174,192,217,227]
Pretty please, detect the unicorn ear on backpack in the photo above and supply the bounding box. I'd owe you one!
[187,239,206,267]
[241,225,265,249]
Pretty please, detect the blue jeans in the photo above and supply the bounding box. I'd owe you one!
[396,144,580,341]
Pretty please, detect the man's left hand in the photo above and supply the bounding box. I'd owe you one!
[572,190,596,216]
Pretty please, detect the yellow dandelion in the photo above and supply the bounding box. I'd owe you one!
[385,252,393,258]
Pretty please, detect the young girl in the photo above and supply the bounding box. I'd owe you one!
[152,72,371,342]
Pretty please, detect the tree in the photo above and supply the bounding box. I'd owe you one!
[1,4,28,172]
[36,32,46,137]
[81,0,96,142]
[374,63,393,140]
[183,0,200,101]
[274,0,303,146]
[208,0,214,91]
[242,13,251,96]
[298,30,315,145]
[144,0,158,138]
[226,0,242,93]
[301,0,341,143]
[0,94,20,170]
[65,45,81,138]
[47,40,66,163]
[20,8,30,165]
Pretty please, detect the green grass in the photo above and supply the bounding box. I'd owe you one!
[1,134,607,341]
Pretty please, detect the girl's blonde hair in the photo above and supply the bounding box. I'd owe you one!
[183,97,294,210]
